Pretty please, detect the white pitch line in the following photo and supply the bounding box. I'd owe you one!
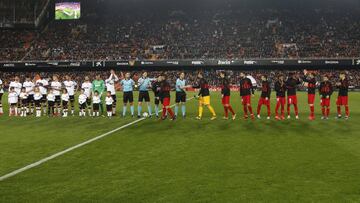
[0,97,194,182]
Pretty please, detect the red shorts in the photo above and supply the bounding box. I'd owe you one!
[321,98,330,107]
[287,95,298,105]
[258,97,270,106]
[308,94,315,104]
[336,96,348,106]
[162,97,170,106]
[222,96,230,105]
[276,97,286,105]
[241,95,251,105]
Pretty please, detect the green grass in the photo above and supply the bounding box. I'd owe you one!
[0,91,359,202]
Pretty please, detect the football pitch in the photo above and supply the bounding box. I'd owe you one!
[0,91,359,202]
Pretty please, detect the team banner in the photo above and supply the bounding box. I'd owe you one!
[0,59,357,69]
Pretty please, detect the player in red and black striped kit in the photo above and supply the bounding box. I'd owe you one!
[274,75,286,120]
[303,70,317,120]
[220,72,236,120]
[256,75,271,119]
[239,72,254,119]
[286,73,301,119]
[319,75,333,120]
[159,75,175,120]
[336,73,349,119]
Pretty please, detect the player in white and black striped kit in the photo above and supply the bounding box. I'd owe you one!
[81,76,93,116]
[36,76,49,115]
[105,70,119,116]
[63,75,77,115]
[50,75,62,116]
[0,78,3,115]
[23,76,35,115]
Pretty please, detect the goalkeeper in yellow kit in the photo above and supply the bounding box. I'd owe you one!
[193,72,216,120]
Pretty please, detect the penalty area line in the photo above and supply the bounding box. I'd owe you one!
[0,97,194,182]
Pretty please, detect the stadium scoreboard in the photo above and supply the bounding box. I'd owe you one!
[55,2,81,20]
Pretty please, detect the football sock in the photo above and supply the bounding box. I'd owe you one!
[198,105,203,117]
[248,106,253,115]
[243,105,248,115]
[162,107,167,118]
[155,105,159,116]
[228,106,234,115]
[337,106,341,115]
[138,105,142,116]
[345,106,349,116]
[175,105,179,116]
[287,104,291,116]
[310,106,314,117]
[267,105,271,117]
[130,105,134,115]
[208,105,216,116]
[326,108,330,117]
[147,104,152,115]
[257,104,261,115]
[167,108,174,118]
[294,105,299,116]
[294,105,298,116]
[182,105,186,116]
[322,107,325,116]
[123,106,127,116]
[224,106,228,117]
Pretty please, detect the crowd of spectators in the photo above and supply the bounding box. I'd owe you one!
[0,7,360,61]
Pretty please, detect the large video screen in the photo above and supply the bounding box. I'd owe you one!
[55,2,81,20]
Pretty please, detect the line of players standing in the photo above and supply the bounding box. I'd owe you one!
[229,70,349,120]
[0,70,350,120]
[0,70,189,120]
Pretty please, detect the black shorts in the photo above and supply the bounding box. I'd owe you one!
[123,91,133,103]
[175,92,186,103]
[55,96,61,104]
[80,103,87,110]
[93,103,100,111]
[42,95,47,103]
[69,95,75,102]
[34,100,41,107]
[138,91,150,102]
[86,98,92,106]
[111,95,117,104]
[21,99,28,106]
[106,104,112,112]
[27,94,34,103]
[62,101,68,107]
[48,101,55,107]
[154,97,160,105]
